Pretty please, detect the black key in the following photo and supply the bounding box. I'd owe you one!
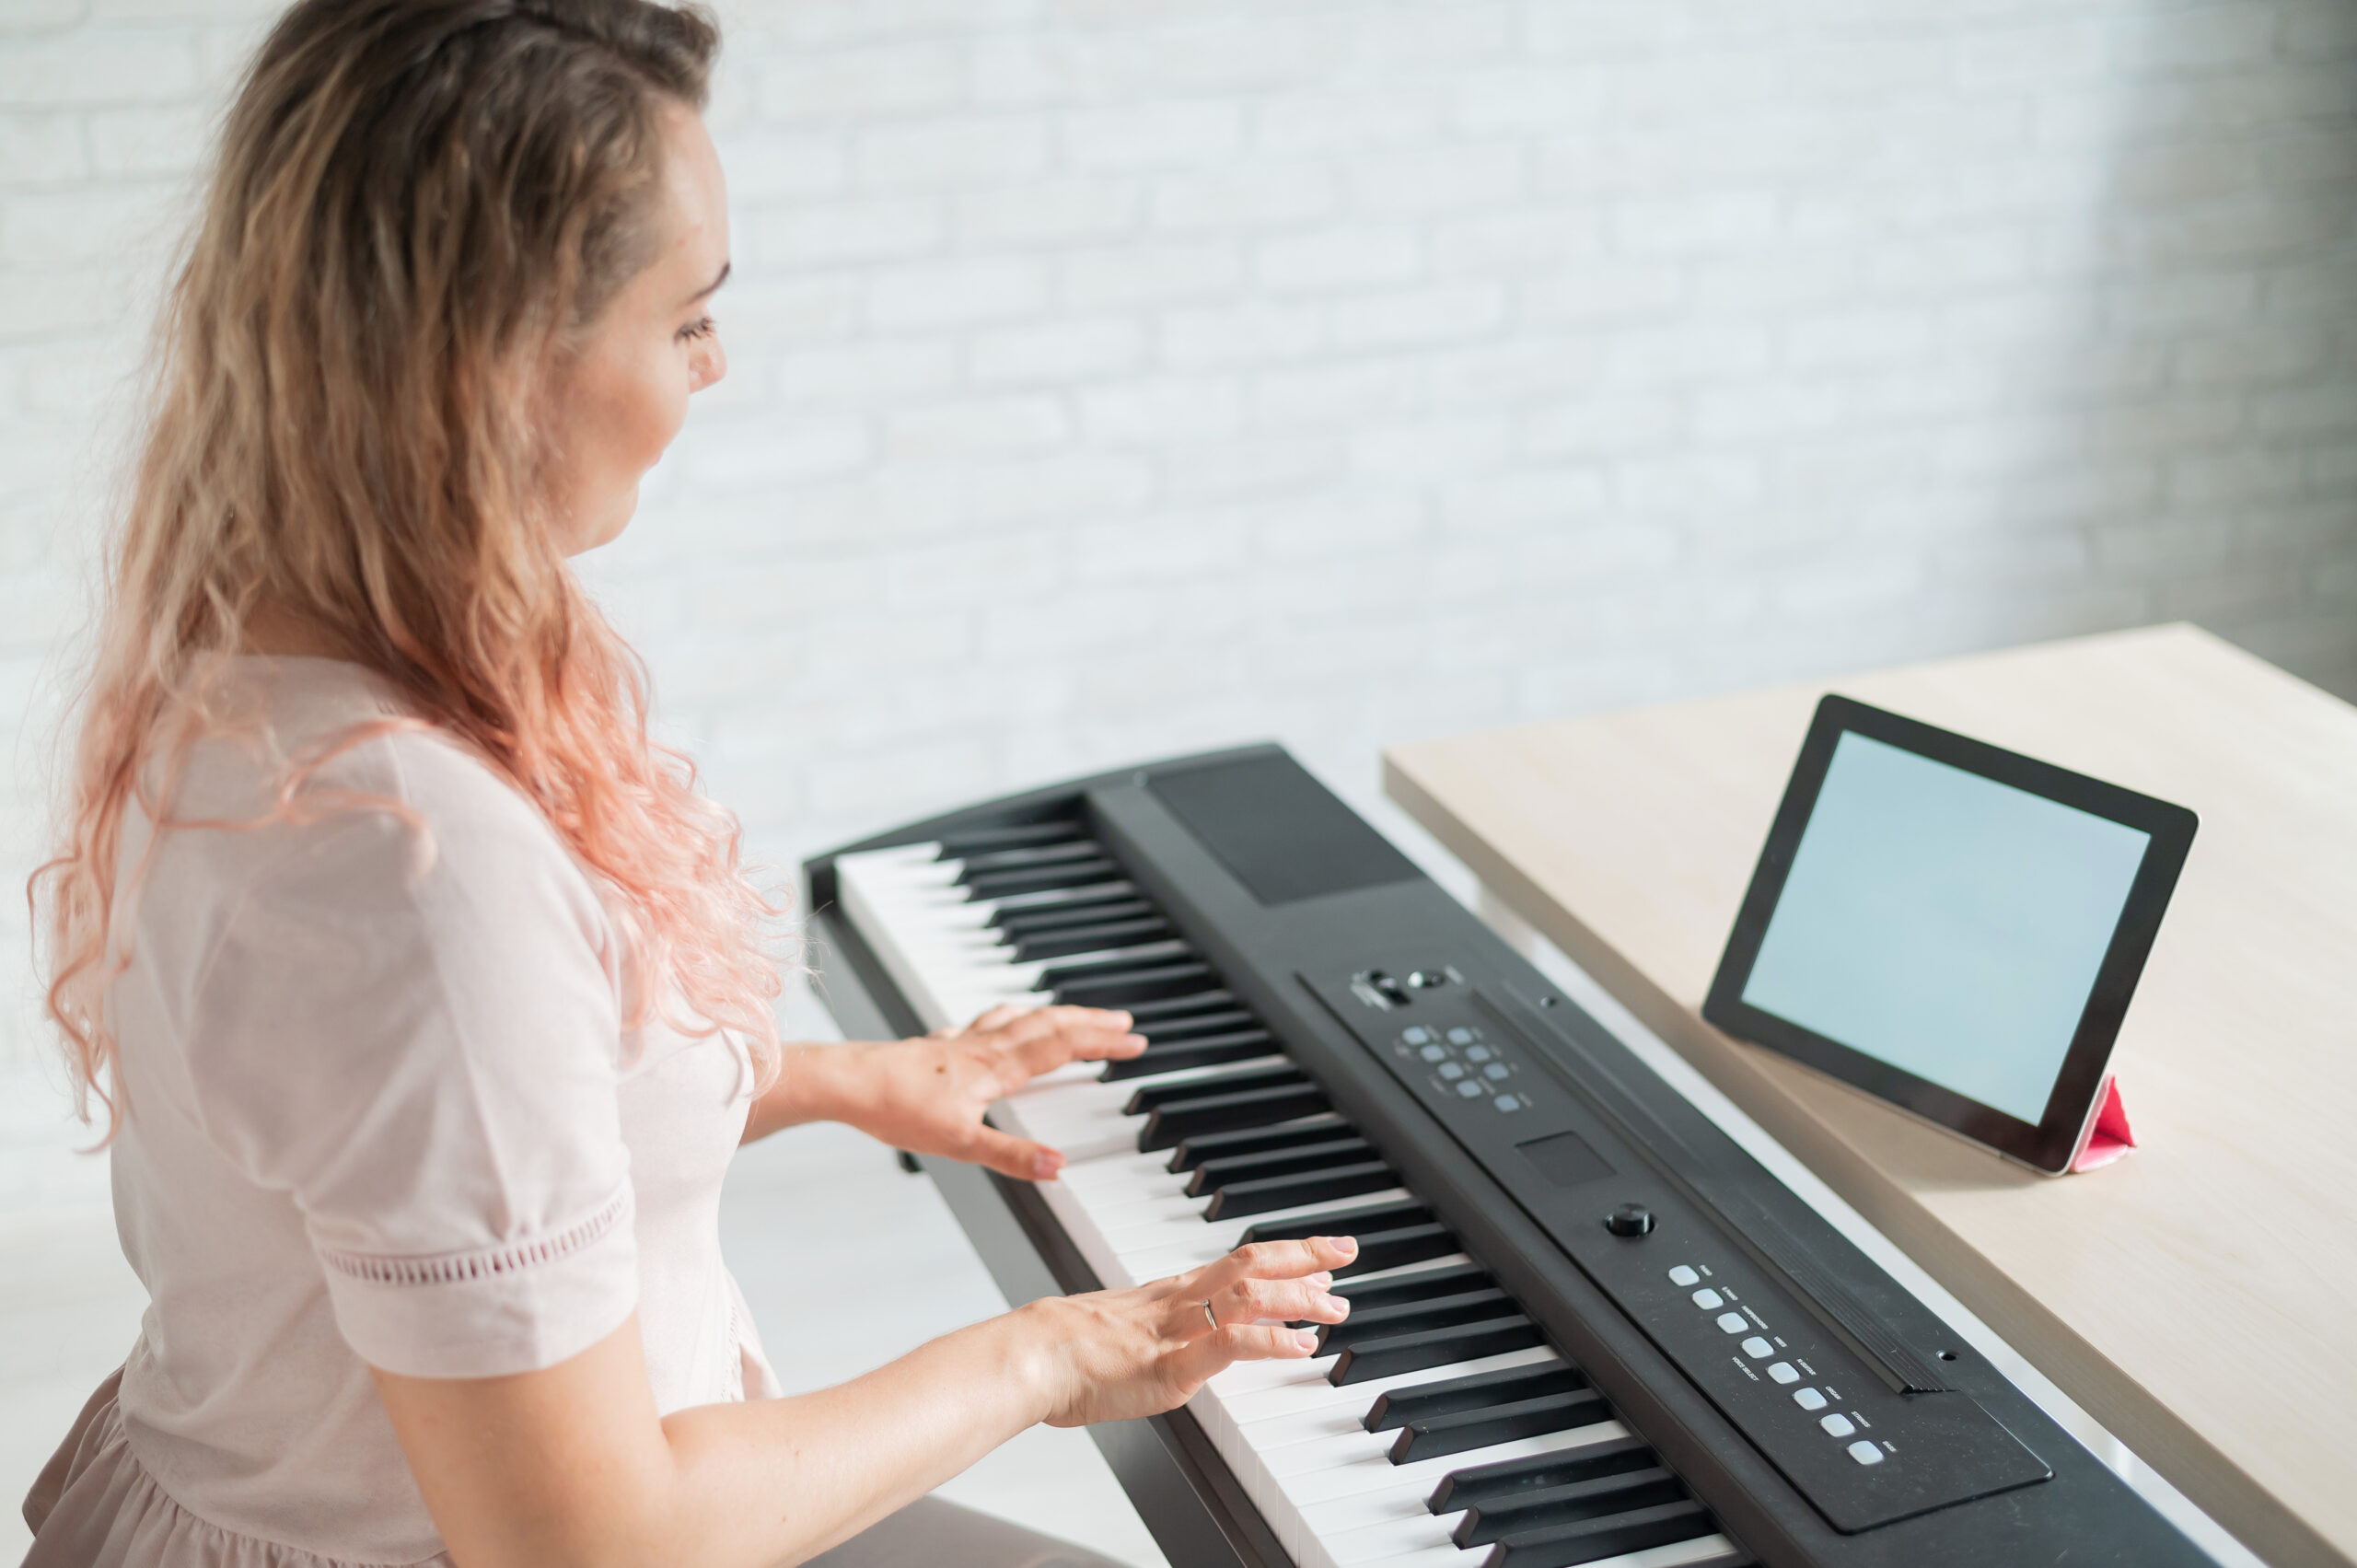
[1136,1007,1256,1043]
[1337,1222,1457,1280]
[1391,1388,1608,1464]
[1137,1082,1329,1152]
[1125,1063,1304,1117]
[1488,1499,1713,1567]
[957,841,1106,878]
[1185,1137,1372,1195]
[1336,1260,1488,1311]
[1239,1200,1429,1245]
[1059,961,1216,1007]
[1364,1357,1580,1432]
[966,857,1120,899]
[935,822,1082,857]
[1203,1160,1397,1222]
[1317,1288,1514,1353]
[1427,1435,1655,1514]
[1039,940,1193,987]
[1120,989,1236,1021]
[994,897,1154,935]
[1167,1114,1353,1172]
[1015,918,1174,962]
[986,881,1134,918]
[1104,1030,1274,1083]
[1454,1467,1686,1549]
[1330,1315,1546,1385]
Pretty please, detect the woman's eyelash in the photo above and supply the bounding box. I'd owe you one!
[679,315,714,342]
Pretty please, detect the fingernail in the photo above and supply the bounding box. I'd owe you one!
[1321,1294,1347,1316]
[1293,1330,1319,1352]
[1034,1152,1063,1179]
[1123,1033,1147,1049]
[1335,1236,1359,1257]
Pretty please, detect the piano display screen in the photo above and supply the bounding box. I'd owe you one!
[1737,731,2152,1124]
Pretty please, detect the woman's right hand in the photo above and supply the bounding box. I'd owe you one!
[1023,1236,1358,1428]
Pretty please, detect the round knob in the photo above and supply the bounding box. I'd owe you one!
[1604,1203,1655,1237]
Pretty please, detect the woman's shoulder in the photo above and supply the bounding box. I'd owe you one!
[163,656,610,943]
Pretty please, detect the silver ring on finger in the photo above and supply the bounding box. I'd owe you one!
[1202,1299,1219,1331]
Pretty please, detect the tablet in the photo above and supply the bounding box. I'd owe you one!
[1701,695,2198,1175]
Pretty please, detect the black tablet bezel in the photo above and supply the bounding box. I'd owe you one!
[1701,695,2198,1174]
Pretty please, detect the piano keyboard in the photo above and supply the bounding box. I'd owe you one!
[836,826,1750,1568]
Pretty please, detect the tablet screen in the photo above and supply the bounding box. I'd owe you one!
[1736,733,2154,1123]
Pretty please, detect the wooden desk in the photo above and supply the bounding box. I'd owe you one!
[1384,624,2357,1568]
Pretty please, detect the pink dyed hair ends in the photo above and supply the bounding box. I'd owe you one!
[29,0,783,1140]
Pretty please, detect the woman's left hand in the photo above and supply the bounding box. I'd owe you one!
[765,1005,1145,1179]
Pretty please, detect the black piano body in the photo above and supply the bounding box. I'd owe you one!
[803,743,2211,1568]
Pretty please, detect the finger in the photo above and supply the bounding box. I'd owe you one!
[964,1125,1065,1182]
[1217,1275,1349,1327]
[1014,1028,1146,1079]
[967,1004,1029,1033]
[1190,1236,1359,1295]
[1169,1322,1322,1386]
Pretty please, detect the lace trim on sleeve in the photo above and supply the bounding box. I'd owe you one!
[315,1186,633,1286]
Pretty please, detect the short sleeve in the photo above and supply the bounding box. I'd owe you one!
[180,733,638,1379]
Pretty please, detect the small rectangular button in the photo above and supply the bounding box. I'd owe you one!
[1690,1288,1724,1309]
[1767,1362,1799,1385]
[1820,1413,1856,1437]
[1848,1440,1886,1466]
[1740,1336,1774,1359]
[1716,1313,1747,1334]
[1794,1388,1829,1411]
[1667,1266,1700,1287]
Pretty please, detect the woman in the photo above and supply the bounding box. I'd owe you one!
[21,3,1354,1564]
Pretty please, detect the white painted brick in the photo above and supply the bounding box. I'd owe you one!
[0,29,196,105]
[970,317,1144,385]
[1,184,177,266]
[1328,283,1506,353]
[1430,209,1599,276]
[1340,143,1525,217]
[1059,238,1242,311]
[0,114,86,187]
[1255,226,1422,294]
[884,394,1070,459]
[854,116,1050,192]
[773,338,959,407]
[2117,5,2280,76]
[1062,99,1244,172]
[1346,415,1512,485]
[1148,162,1335,234]
[1076,376,1239,444]
[0,0,90,31]
[714,129,850,202]
[1252,88,1442,157]
[1155,298,1324,370]
[754,194,943,267]
[866,254,1048,330]
[1610,189,1782,256]
[1956,19,2112,91]
[85,104,215,179]
[1248,357,1422,431]
[752,41,967,123]
[1515,264,1684,327]
[953,178,1139,248]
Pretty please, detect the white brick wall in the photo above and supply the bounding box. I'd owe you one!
[2,0,2353,1217]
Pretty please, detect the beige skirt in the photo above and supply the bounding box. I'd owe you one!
[24,1371,1127,1568]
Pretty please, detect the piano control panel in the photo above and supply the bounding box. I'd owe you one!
[1310,964,2055,1536]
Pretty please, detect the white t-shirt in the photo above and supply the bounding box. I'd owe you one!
[84,656,773,1563]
